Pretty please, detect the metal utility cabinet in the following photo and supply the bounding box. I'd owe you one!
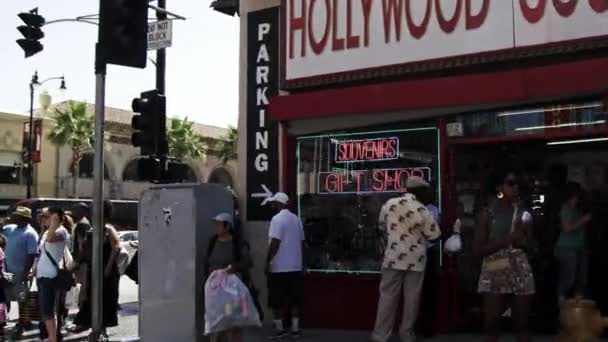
[138,183,233,342]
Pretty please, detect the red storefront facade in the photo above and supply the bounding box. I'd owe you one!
[253,0,608,333]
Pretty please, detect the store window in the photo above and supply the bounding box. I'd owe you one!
[0,151,23,185]
[447,101,606,139]
[297,127,440,273]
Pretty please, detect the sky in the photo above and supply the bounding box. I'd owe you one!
[1,0,240,128]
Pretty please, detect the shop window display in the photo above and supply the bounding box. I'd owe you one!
[297,127,439,273]
[448,101,606,139]
[447,100,608,332]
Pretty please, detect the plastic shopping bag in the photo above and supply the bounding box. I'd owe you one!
[204,270,262,335]
[65,283,81,310]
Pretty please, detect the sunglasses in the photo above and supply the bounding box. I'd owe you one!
[504,179,518,187]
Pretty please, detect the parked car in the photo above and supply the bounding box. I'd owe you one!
[118,230,139,242]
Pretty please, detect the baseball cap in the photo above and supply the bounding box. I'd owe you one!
[406,176,430,189]
[212,212,233,226]
[262,192,289,206]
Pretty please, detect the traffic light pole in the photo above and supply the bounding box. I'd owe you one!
[156,0,168,182]
[89,43,106,342]
[156,0,166,94]
[26,81,34,199]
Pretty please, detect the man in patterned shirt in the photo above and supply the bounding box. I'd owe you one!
[371,176,441,342]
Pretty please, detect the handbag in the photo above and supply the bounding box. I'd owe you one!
[18,281,41,322]
[43,244,75,291]
[0,271,15,288]
[481,206,520,272]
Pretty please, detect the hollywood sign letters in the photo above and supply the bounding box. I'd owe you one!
[285,0,608,80]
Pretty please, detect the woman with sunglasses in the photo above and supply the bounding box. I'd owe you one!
[475,170,535,342]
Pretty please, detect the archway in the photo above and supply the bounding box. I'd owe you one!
[72,152,109,179]
[208,167,234,188]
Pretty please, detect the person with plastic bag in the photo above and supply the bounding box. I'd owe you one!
[204,213,260,341]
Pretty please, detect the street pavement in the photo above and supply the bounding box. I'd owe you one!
[6,276,139,341]
[7,280,608,341]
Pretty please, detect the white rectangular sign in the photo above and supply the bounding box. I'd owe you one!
[148,20,173,50]
[284,0,608,82]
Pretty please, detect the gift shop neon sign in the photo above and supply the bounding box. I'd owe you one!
[318,167,431,194]
[335,136,399,163]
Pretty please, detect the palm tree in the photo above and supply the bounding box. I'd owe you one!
[47,101,96,197]
[167,117,208,161]
[218,126,238,163]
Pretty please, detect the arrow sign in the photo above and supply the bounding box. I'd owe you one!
[251,184,273,205]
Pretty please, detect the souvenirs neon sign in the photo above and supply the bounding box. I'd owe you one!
[318,167,431,194]
[335,137,399,163]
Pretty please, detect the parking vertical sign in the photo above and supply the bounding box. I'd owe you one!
[246,7,279,221]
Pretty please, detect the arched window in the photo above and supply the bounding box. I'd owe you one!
[122,159,141,182]
[180,166,198,183]
[72,153,109,179]
[208,167,233,188]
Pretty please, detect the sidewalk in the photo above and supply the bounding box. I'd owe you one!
[243,328,605,342]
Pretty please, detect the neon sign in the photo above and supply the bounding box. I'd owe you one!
[335,137,399,163]
[318,167,431,194]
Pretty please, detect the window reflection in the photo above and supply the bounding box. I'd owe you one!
[297,128,440,273]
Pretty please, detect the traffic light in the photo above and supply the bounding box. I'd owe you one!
[137,157,162,182]
[99,0,148,68]
[16,8,45,58]
[131,90,168,157]
[136,157,189,183]
[210,0,239,16]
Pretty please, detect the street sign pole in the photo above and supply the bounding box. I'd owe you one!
[156,0,168,182]
[89,42,106,342]
[26,81,34,199]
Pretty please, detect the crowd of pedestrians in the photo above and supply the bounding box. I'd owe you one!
[0,201,122,341]
[205,169,594,342]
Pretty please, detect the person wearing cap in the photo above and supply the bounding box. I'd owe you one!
[1,206,39,335]
[371,177,441,342]
[205,212,253,342]
[206,213,252,276]
[264,192,305,340]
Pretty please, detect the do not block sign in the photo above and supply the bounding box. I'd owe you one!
[148,20,173,50]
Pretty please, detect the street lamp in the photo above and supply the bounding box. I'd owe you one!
[26,71,67,198]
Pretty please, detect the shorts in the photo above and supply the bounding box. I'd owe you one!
[478,249,535,296]
[37,278,58,321]
[268,272,304,310]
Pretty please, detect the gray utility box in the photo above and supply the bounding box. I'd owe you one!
[138,183,233,342]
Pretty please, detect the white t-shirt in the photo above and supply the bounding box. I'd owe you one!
[36,227,69,279]
[268,209,305,273]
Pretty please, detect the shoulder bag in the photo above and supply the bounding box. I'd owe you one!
[481,206,519,272]
[43,244,75,291]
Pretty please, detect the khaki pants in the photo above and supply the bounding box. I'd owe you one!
[371,269,425,342]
